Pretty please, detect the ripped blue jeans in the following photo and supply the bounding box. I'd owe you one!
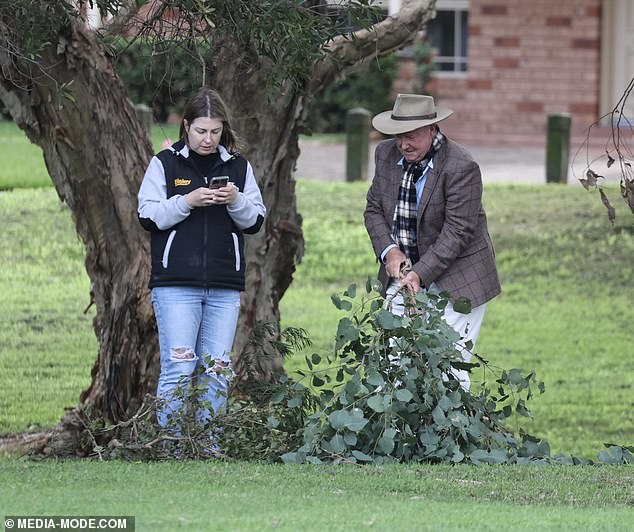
[151,286,241,428]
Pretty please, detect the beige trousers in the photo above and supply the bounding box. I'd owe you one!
[386,281,486,391]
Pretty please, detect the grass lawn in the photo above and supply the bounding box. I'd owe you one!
[0,120,633,530]
[1,460,633,530]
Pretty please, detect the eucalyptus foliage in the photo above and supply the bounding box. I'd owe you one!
[2,1,384,93]
[83,280,632,465]
[282,280,552,465]
[0,1,126,63]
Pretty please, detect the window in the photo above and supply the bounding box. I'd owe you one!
[427,0,469,74]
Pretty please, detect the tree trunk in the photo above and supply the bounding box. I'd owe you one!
[0,0,435,456]
[1,22,158,454]
[206,39,306,363]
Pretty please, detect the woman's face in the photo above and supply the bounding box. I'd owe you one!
[184,117,223,155]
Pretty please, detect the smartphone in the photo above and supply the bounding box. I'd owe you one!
[209,176,229,189]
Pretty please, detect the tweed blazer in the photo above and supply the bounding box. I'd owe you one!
[364,138,501,308]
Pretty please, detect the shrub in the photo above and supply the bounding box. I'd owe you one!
[78,281,633,465]
[282,281,551,465]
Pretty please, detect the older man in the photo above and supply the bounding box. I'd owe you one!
[364,94,501,389]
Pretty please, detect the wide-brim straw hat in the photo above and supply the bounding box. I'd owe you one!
[372,94,453,135]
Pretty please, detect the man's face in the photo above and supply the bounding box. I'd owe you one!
[395,125,434,163]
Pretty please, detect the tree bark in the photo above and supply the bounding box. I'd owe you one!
[1,21,158,453]
[0,0,435,456]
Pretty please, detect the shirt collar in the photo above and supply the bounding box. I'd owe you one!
[173,143,232,161]
[398,157,434,170]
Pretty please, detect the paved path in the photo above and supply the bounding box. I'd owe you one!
[295,139,621,186]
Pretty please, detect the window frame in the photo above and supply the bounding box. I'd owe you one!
[427,0,470,78]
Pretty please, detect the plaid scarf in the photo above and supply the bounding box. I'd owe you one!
[391,130,446,264]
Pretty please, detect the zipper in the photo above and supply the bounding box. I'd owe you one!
[203,175,208,279]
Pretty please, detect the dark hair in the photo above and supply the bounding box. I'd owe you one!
[179,88,240,153]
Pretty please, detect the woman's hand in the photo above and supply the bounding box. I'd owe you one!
[210,182,238,205]
[185,184,238,208]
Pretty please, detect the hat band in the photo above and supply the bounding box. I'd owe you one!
[391,112,437,121]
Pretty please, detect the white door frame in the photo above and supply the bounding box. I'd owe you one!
[600,0,634,124]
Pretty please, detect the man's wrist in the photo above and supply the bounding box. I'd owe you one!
[380,243,398,263]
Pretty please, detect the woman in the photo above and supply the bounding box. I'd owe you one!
[138,88,266,429]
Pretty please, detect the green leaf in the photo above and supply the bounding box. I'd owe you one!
[281,452,302,464]
[453,297,472,314]
[449,412,468,428]
[395,388,413,402]
[328,434,346,454]
[451,449,465,463]
[598,445,634,464]
[344,416,368,432]
[470,448,508,464]
[335,317,359,348]
[366,277,383,294]
[264,414,279,429]
[378,433,395,454]
[328,409,348,429]
[486,449,509,464]
[330,293,344,310]
[509,368,526,386]
[351,450,374,462]
[516,399,531,417]
[343,284,357,298]
[270,389,285,404]
[367,369,385,387]
[438,395,453,412]
[432,405,447,426]
[367,394,386,412]
[287,395,303,408]
[343,431,358,446]
[383,428,398,439]
[468,449,488,464]
[419,429,440,449]
[376,309,403,330]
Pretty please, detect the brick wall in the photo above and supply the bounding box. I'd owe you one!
[397,0,604,146]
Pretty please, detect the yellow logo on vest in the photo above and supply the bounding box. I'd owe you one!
[174,178,191,186]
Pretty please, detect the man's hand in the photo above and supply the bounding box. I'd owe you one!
[385,247,407,278]
[385,247,421,293]
[399,270,421,294]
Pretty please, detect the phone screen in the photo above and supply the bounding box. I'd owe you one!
[210,176,229,189]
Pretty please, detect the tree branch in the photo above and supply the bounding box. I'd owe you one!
[308,0,436,93]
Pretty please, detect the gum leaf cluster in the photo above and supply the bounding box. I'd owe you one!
[282,280,552,465]
[82,281,633,465]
